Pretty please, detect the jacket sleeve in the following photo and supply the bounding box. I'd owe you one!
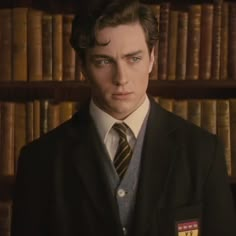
[11,145,50,236]
[202,137,236,235]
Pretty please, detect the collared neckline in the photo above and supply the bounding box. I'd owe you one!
[89,95,150,142]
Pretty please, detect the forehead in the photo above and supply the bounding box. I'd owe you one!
[88,22,148,56]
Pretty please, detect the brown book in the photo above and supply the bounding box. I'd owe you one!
[63,14,76,81]
[176,11,188,80]
[52,14,63,81]
[217,100,231,176]
[42,13,53,81]
[0,9,12,82]
[0,201,12,236]
[158,97,173,112]
[186,5,201,80]
[0,10,15,175]
[220,2,229,80]
[12,8,28,81]
[14,103,26,166]
[167,10,178,80]
[228,3,236,80]
[187,99,201,127]
[172,99,188,120]
[0,102,14,175]
[48,101,60,131]
[60,101,73,123]
[199,4,213,80]
[211,2,222,80]
[27,8,42,81]
[149,4,160,80]
[230,99,236,177]
[33,100,40,139]
[40,100,49,135]
[158,2,170,80]
[201,99,217,134]
[26,102,34,143]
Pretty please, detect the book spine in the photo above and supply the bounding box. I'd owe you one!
[48,101,60,131]
[63,14,75,81]
[186,5,201,80]
[33,100,40,139]
[26,102,34,143]
[217,100,231,175]
[52,14,63,81]
[158,3,170,80]
[230,99,236,177]
[176,11,188,80]
[12,8,28,81]
[228,3,236,80]
[220,2,229,80]
[14,103,26,166]
[172,99,188,120]
[187,100,201,127]
[0,9,12,82]
[27,8,43,81]
[199,4,213,80]
[211,2,222,80]
[167,10,178,80]
[42,13,53,81]
[0,103,15,175]
[201,99,217,134]
[60,102,73,123]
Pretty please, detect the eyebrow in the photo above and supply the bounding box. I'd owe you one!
[90,50,143,60]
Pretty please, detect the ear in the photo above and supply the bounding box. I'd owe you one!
[148,46,155,73]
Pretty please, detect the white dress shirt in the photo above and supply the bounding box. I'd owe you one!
[89,95,150,161]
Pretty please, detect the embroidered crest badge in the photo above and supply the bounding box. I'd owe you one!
[176,220,199,236]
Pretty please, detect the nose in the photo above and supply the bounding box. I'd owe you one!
[113,62,128,86]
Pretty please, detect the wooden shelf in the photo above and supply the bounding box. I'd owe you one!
[0,80,236,102]
[1,0,229,12]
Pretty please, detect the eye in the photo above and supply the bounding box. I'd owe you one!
[94,58,112,67]
[129,56,141,63]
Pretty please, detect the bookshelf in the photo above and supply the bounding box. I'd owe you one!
[1,80,236,101]
[1,0,236,234]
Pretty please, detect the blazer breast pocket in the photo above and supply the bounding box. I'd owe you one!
[154,204,202,236]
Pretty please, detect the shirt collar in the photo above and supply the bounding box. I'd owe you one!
[89,95,150,142]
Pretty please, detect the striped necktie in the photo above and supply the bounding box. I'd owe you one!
[113,123,133,180]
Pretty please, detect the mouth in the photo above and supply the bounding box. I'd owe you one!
[112,92,133,100]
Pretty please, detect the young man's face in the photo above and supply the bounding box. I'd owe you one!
[83,22,154,120]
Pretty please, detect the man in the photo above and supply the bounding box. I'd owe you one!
[11,1,236,236]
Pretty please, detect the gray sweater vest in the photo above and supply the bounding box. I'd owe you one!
[100,115,148,235]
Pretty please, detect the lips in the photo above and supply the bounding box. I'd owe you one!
[112,92,133,100]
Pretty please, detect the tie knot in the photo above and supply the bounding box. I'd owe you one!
[113,123,128,138]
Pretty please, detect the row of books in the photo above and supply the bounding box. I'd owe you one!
[149,1,236,80]
[0,98,235,177]
[0,100,79,175]
[0,8,83,82]
[0,1,236,82]
[154,97,236,177]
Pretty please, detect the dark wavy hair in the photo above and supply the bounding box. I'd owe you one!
[70,0,158,63]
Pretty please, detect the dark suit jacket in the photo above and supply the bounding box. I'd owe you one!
[11,98,236,236]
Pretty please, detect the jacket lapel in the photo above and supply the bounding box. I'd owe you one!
[63,104,122,235]
[132,99,179,236]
